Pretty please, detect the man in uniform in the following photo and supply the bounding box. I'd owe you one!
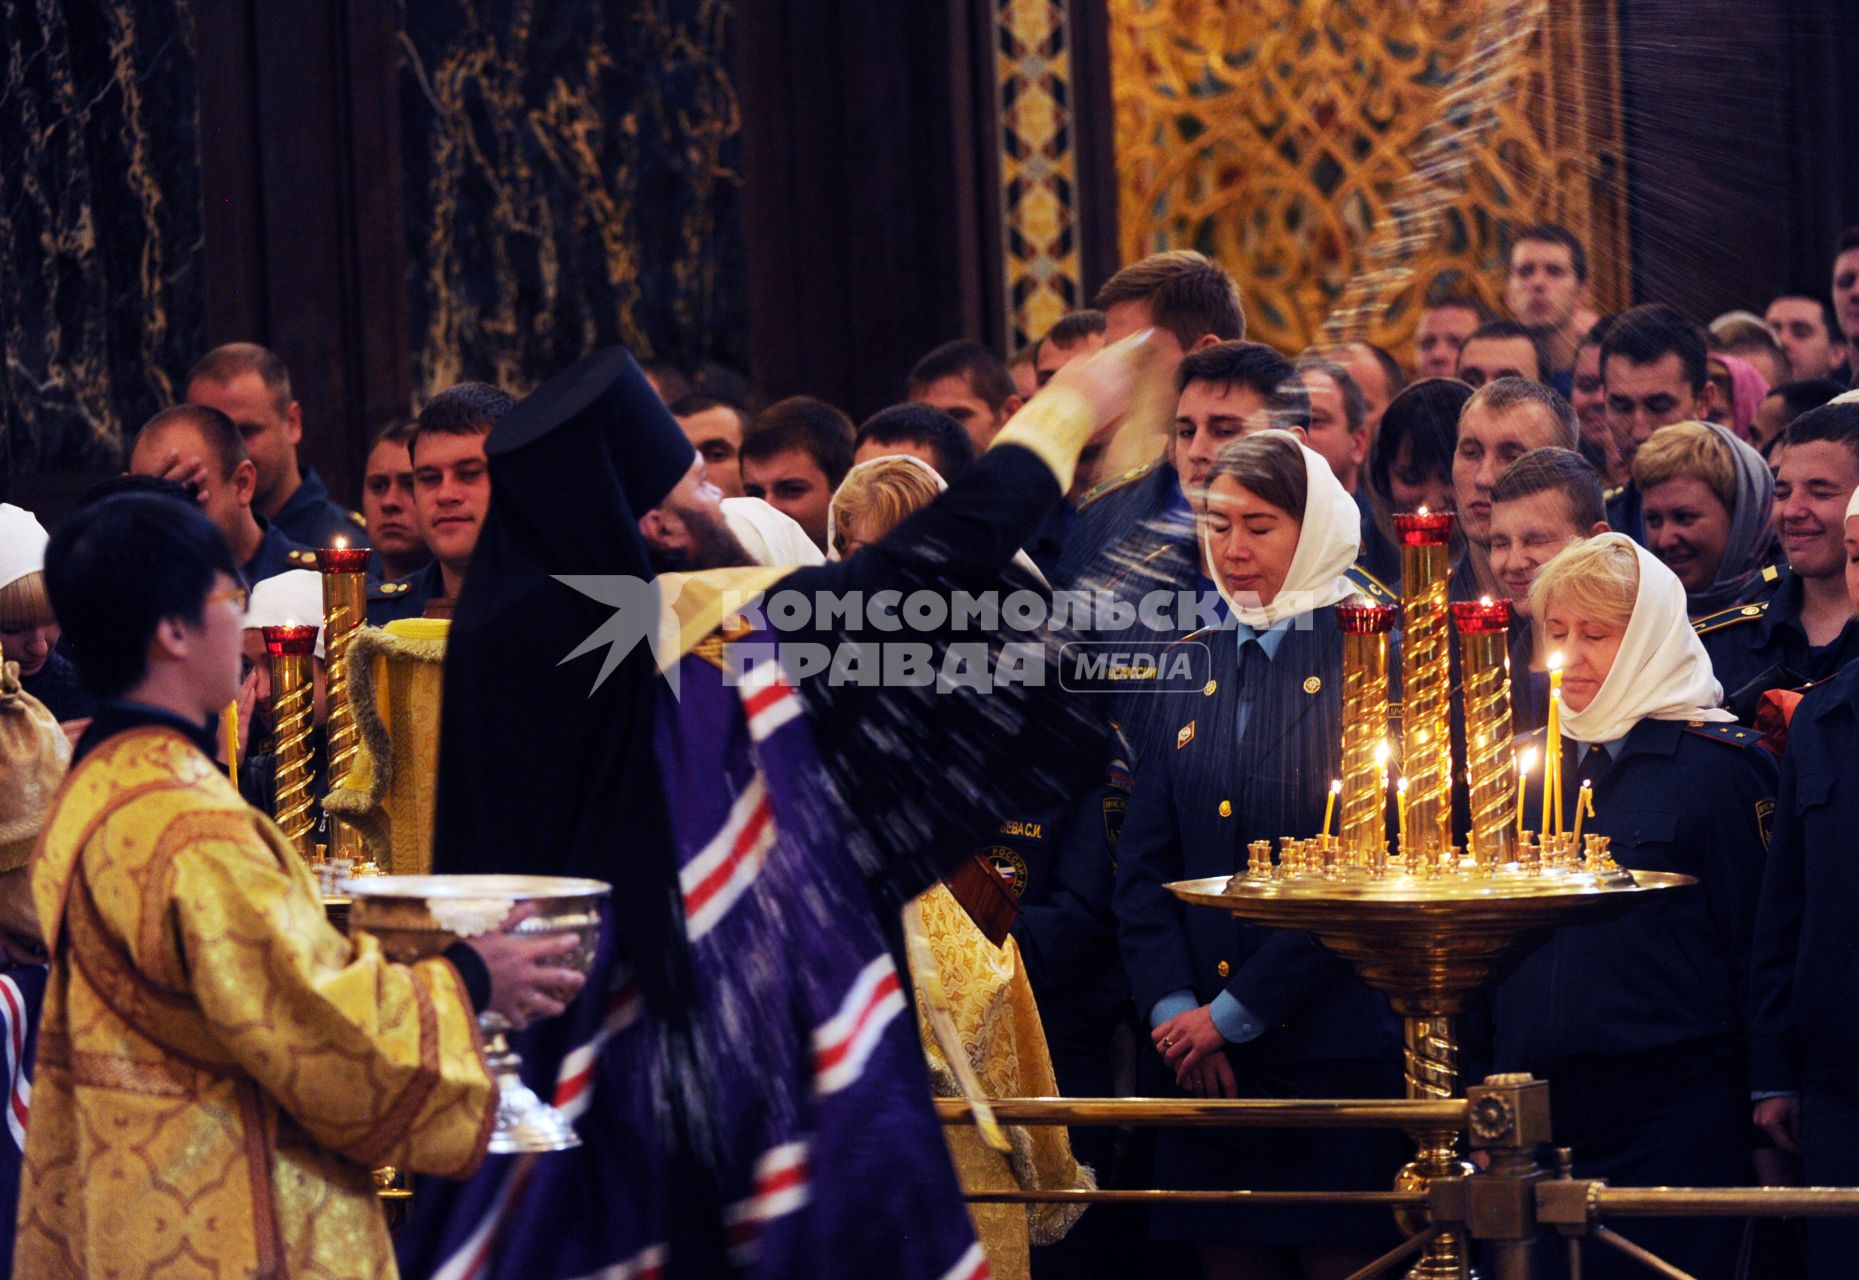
[360,418,432,583]
[1058,251,1246,584]
[129,405,315,586]
[1449,378,1581,602]
[368,383,509,625]
[1600,304,1716,543]
[185,342,369,549]
[1697,402,1859,719]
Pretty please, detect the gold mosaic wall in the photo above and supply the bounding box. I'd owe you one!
[1107,0,1627,357]
[994,0,1089,351]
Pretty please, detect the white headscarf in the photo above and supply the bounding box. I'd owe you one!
[245,570,326,659]
[1845,484,1859,524]
[721,497,825,568]
[826,453,1047,584]
[0,504,49,593]
[1556,534,1732,744]
[1199,430,1362,628]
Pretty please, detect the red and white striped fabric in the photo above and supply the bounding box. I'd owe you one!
[552,974,643,1124]
[0,974,30,1150]
[738,659,802,742]
[565,1243,667,1280]
[680,777,777,941]
[429,1154,538,1280]
[812,955,906,1097]
[936,1242,990,1280]
[724,1142,811,1264]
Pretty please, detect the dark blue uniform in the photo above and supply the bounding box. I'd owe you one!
[1749,660,1859,1278]
[271,467,368,551]
[1697,568,1859,721]
[366,559,445,627]
[241,518,315,588]
[1113,608,1403,1246]
[1497,717,1775,1280]
[1605,482,1644,546]
[1056,456,1182,588]
[19,650,92,722]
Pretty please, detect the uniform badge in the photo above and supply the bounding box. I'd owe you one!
[1302,676,1322,694]
[986,845,1029,899]
[1177,720,1196,749]
[1102,794,1128,855]
[1757,797,1776,851]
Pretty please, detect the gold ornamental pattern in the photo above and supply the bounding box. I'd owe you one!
[1107,0,1627,355]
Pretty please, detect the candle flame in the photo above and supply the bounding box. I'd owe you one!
[1329,778,1342,795]
[1479,594,1492,606]
[1548,651,1564,673]
[1397,777,1409,795]
[333,536,347,550]
[1373,739,1391,766]
[1519,746,1538,774]
[1416,505,1429,516]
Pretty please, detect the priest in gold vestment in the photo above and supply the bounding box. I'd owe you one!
[16,490,583,1278]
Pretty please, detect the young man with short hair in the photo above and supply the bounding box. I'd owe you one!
[370,382,512,624]
[185,342,368,549]
[1504,222,1591,386]
[129,404,312,585]
[1697,403,1859,719]
[853,402,975,480]
[1414,291,1486,379]
[906,340,1023,452]
[1600,303,1716,542]
[1033,309,1108,387]
[740,396,856,551]
[1456,320,1549,389]
[668,393,751,499]
[1487,446,1609,728]
[1766,292,1847,384]
[1450,377,1580,600]
[359,418,431,584]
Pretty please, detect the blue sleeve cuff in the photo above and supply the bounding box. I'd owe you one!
[1751,1090,1799,1102]
[1149,989,1199,1029]
[1209,990,1267,1044]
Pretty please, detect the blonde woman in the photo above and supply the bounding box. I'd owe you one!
[1495,533,1776,1280]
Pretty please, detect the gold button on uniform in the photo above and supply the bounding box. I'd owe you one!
[1303,676,1322,694]
[1218,800,1232,818]
[1203,679,1218,697]
[1217,960,1231,978]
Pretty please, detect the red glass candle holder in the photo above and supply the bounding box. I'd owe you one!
[1393,510,1456,546]
[261,624,318,657]
[1338,601,1398,634]
[1451,597,1512,635]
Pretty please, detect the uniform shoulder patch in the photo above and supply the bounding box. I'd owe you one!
[1692,600,1766,636]
[370,580,410,597]
[348,508,369,530]
[285,548,318,567]
[1603,484,1626,502]
[1343,563,1397,606]
[1681,721,1757,748]
[1075,455,1163,512]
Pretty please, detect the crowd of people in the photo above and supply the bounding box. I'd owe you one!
[5,221,1859,1280]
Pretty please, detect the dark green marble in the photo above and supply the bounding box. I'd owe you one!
[397,0,747,397]
[0,0,205,493]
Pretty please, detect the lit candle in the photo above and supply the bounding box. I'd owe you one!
[1573,779,1595,843]
[1396,777,1409,849]
[223,699,239,786]
[1543,654,1564,837]
[1515,747,1536,844]
[1322,778,1341,838]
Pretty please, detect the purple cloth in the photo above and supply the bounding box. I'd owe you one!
[397,637,983,1280]
[0,965,45,1279]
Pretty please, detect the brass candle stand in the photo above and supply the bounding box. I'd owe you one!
[1453,599,1517,869]
[1338,601,1395,870]
[1394,511,1454,865]
[261,624,318,862]
[315,545,370,866]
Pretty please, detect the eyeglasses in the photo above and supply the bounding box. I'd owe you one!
[206,586,249,612]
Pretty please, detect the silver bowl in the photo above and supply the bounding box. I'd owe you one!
[343,874,610,1154]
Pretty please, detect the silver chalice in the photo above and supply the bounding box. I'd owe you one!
[343,874,610,1154]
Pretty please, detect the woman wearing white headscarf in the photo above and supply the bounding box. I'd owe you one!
[1112,431,1404,1276]
[1493,533,1777,1280]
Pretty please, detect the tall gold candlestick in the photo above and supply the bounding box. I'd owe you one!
[1337,601,1396,871]
[263,625,318,861]
[1452,597,1516,869]
[1394,511,1455,861]
[316,545,371,862]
